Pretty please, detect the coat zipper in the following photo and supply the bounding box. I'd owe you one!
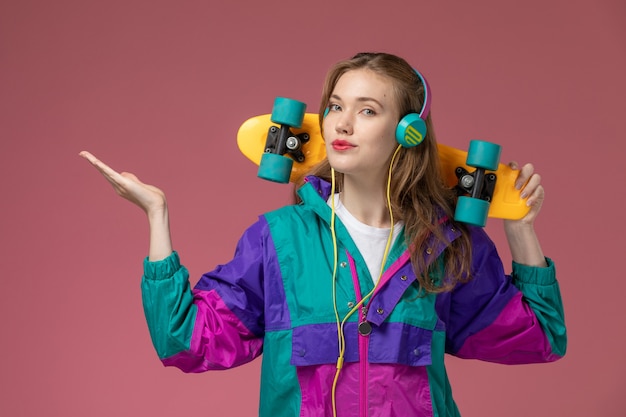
[359,306,369,417]
[347,252,370,417]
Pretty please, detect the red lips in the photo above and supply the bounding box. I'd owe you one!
[331,140,355,151]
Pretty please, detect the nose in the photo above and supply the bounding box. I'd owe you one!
[335,112,353,135]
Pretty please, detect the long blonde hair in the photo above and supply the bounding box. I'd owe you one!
[302,52,473,293]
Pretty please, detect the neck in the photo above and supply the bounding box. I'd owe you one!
[340,175,392,228]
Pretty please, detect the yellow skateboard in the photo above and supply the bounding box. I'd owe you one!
[237,97,529,226]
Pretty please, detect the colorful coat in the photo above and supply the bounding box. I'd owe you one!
[141,176,567,416]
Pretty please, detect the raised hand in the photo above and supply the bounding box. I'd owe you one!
[79,151,167,215]
[509,161,544,226]
[80,151,172,261]
[504,161,547,267]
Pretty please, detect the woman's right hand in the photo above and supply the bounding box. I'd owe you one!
[80,151,173,260]
[80,151,166,216]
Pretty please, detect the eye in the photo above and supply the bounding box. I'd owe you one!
[328,103,342,112]
[362,108,376,116]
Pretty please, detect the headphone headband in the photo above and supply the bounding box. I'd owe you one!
[395,68,431,148]
[414,69,431,120]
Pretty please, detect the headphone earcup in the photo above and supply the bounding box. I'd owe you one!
[396,113,427,147]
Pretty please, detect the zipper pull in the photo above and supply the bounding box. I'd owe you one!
[358,306,371,336]
[358,321,372,336]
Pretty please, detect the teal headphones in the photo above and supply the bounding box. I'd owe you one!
[395,69,431,148]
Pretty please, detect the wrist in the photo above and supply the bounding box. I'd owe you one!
[147,205,173,262]
[503,219,535,237]
[504,222,546,267]
[146,202,168,222]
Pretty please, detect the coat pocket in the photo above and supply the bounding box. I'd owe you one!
[290,322,357,366]
[368,321,435,366]
[367,282,439,367]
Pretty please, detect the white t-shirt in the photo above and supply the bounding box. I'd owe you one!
[328,193,404,285]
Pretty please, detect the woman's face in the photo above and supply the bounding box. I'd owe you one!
[322,68,401,183]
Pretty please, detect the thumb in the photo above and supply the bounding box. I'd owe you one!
[120,171,142,183]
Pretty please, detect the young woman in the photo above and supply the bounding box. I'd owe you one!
[81,52,566,417]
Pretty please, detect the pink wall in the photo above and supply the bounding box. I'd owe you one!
[1,0,624,415]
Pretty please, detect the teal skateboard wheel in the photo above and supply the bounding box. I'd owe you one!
[271,97,306,128]
[454,196,490,227]
[258,153,293,183]
[466,140,501,171]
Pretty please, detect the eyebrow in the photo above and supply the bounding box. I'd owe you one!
[330,94,385,108]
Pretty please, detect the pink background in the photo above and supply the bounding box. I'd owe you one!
[1,0,624,415]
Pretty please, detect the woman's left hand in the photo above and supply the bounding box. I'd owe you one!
[506,161,544,227]
[503,162,547,267]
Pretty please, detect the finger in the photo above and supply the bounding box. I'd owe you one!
[520,172,541,198]
[507,161,528,189]
[515,163,535,190]
[80,151,139,200]
[120,171,142,183]
[79,150,94,160]
[80,151,124,180]
[80,150,109,170]
[520,163,535,177]
[525,184,545,209]
[521,177,543,204]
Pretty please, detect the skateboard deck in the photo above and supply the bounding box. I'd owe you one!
[238,113,324,183]
[237,111,530,225]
